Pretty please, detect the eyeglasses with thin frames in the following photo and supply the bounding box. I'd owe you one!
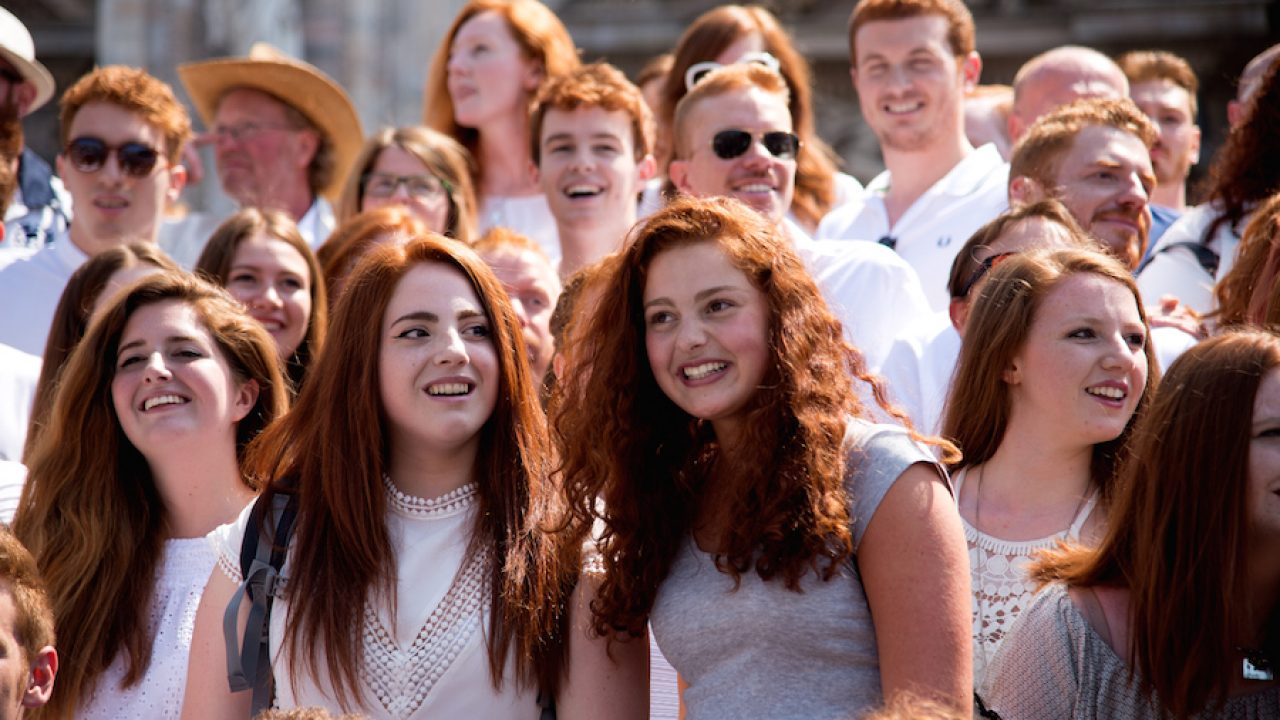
[362,173,451,200]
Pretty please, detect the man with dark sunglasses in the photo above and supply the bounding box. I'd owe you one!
[0,7,69,251]
[0,66,189,356]
[817,0,1009,313]
[666,62,932,372]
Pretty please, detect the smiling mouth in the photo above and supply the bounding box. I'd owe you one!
[683,362,727,380]
[884,100,924,114]
[141,394,188,411]
[427,382,473,397]
[564,184,603,199]
[1085,386,1127,401]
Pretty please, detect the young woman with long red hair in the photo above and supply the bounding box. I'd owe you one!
[552,196,972,717]
[13,272,287,719]
[942,248,1156,690]
[183,235,644,718]
[984,329,1280,718]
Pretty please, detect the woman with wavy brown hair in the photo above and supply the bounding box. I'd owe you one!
[423,0,579,257]
[1139,59,1280,313]
[13,272,287,719]
[334,126,478,242]
[196,208,327,393]
[552,195,972,717]
[1215,192,1280,329]
[656,5,857,234]
[942,248,1156,690]
[184,235,644,719]
[24,243,179,460]
[984,329,1280,718]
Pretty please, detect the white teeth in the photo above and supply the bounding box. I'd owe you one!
[427,382,471,396]
[143,394,186,411]
[1086,386,1125,400]
[683,362,726,380]
[565,185,601,197]
[885,101,922,113]
[736,184,773,193]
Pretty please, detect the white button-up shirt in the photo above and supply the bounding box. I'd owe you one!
[0,344,40,462]
[159,197,335,270]
[0,233,87,356]
[816,144,1009,312]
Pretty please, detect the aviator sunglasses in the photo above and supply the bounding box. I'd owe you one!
[64,137,163,178]
[711,129,801,161]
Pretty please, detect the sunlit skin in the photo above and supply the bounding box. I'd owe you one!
[643,241,770,448]
[211,88,317,219]
[477,247,559,381]
[56,102,186,256]
[225,233,313,359]
[1129,79,1200,210]
[360,146,453,234]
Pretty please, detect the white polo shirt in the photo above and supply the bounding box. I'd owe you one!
[816,144,1009,312]
[0,344,40,462]
[0,233,87,356]
[880,315,959,436]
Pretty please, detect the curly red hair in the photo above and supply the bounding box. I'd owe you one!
[551,195,945,638]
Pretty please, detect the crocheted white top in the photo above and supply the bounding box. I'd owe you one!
[78,535,220,718]
[213,479,538,719]
[954,468,1100,691]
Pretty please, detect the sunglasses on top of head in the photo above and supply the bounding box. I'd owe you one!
[710,129,801,161]
[684,51,782,90]
[63,137,164,178]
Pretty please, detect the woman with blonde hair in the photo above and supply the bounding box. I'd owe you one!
[334,126,478,243]
[423,0,580,258]
[657,4,857,234]
[184,235,645,718]
[13,272,287,719]
[942,248,1156,689]
[553,195,972,717]
[196,208,327,393]
[985,329,1280,718]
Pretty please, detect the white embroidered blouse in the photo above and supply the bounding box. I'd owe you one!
[213,479,539,720]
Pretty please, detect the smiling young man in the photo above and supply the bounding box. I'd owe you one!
[668,63,931,371]
[816,0,1008,312]
[0,66,190,356]
[1007,97,1158,272]
[529,63,656,279]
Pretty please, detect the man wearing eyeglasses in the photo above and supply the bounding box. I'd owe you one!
[667,63,930,372]
[160,44,363,268]
[0,7,70,251]
[0,66,190,356]
[816,0,1009,313]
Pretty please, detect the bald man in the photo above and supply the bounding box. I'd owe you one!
[1008,46,1129,143]
[1228,43,1280,127]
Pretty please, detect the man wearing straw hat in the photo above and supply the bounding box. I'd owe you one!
[160,43,362,268]
[0,6,70,250]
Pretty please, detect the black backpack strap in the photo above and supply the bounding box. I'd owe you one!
[223,493,298,716]
[1137,240,1220,277]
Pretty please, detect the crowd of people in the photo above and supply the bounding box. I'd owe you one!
[0,0,1275,717]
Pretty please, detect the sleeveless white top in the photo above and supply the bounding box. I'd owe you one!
[954,468,1100,690]
[213,479,538,719]
[78,535,219,718]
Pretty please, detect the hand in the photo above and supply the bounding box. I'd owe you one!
[1148,295,1206,339]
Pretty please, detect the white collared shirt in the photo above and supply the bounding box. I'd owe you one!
[0,232,88,356]
[816,144,1009,312]
[0,344,40,463]
[159,197,336,270]
[880,315,959,436]
[1137,202,1245,315]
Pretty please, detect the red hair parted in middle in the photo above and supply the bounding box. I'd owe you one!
[551,195,949,639]
[245,233,573,706]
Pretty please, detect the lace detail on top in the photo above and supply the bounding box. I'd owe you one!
[382,476,479,518]
[955,469,1100,686]
[362,545,492,719]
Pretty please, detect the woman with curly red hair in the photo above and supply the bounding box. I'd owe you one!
[552,195,972,717]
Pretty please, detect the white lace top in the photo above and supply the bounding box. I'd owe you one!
[954,468,1100,690]
[78,535,220,719]
[213,479,538,720]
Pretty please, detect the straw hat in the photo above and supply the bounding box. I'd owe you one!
[0,7,55,114]
[178,43,364,200]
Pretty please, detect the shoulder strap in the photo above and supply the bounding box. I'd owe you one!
[224,493,298,717]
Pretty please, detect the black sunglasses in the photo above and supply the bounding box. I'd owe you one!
[63,137,163,178]
[958,251,1017,298]
[711,129,801,161]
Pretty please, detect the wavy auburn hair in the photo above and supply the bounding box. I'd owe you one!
[1199,59,1280,243]
[659,5,840,232]
[316,206,430,304]
[196,207,328,394]
[942,248,1158,502]
[1215,192,1280,328]
[550,195,941,639]
[248,233,571,708]
[13,272,286,720]
[1031,330,1280,718]
[422,0,580,184]
[27,243,179,459]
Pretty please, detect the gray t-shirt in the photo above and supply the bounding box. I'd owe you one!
[649,419,947,720]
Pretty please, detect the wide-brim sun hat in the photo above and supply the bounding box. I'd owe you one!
[177,43,364,200]
[0,7,55,114]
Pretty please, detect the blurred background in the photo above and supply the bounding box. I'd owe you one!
[9,0,1277,213]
